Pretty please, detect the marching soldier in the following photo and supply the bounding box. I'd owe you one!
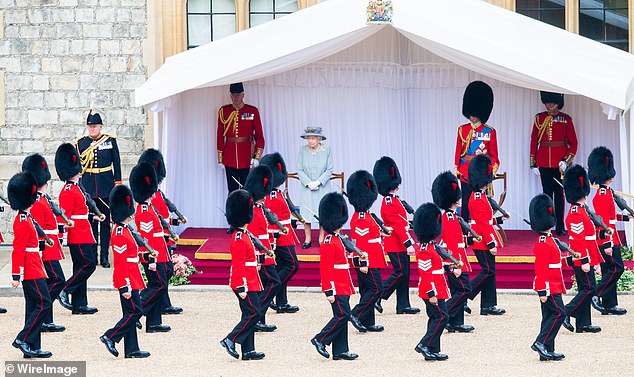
[99,185,150,359]
[530,91,577,236]
[217,82,265,193]
[56,143,99,315]
[588,147,627,315]
[454,81,499,221]
[75,111,122,268]
[22,154,66,332]
[310,192,360,361]
[9,172,53,358]
[373,156,419,314]
[220,189,265,361]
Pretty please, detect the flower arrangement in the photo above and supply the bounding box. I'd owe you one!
[169,253,200,286]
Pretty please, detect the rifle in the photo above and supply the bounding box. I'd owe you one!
[43,193,72,226]
[243,229,275,257]
[487,196,510,218]
[613,192,634,217]
[582,204,613,235]
[28,214,54,247]
[552,237,582,259]
[400,199,415,215]
[262,205,288,234]
[149,202,179,242]
[77,182,106,221]
[159,190,187,224]
[0,194,9,206]
[370,212,392,235]
[124,223,157,258]
[433,241,462,267]
[457,216,482,242]
[282,189,306,223]
[337,233,367,259]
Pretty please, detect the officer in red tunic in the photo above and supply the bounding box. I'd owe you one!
[55,143,99,315]
[220,189,265,361]
[432,171,474,333]
[454,81,499,221]
[347,170,386,333]
[311,192,359,360]
[467,155,507,315]
[244,165,281,332]
[217,82,265,193]
[563,165,602,333]
[530,92,578,236]
[529,193,570,362]
[9,172,53,358]
[373,156,419,315]
[99,185,150,359]
[588,147,627,316]
[22,154,66,333]
[413,203,450,361]
[260,153,301,313]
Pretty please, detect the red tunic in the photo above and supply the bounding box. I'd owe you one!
[529,111,577,168]
[248,204,275,266]
[533,234,567,296]
[417,242,450,300]
[592,185,624,247]
[566,204,603,267]
[454,123,499,182]
[30,193,64,262]
[229,230,263,292]
[320,234,355,296]
[58,181,96,245]
[468,191,501,250]
[216,103,265,169]
[263,189,299,247]
[350,211,386,269]
[151,191,175,248]
[439,210,471,272]
[12,212,47,281]
[134,203,169,263]
[380,195,414,253]
[111,224,146,291]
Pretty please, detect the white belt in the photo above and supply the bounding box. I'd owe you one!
[25,247,39,252]
[432,269,445,275]
[457,243,465,248]
[585,235,596,241]
[153,232,164,237]
[549,263,561,268]
[280,219,291,225]
[470,220,494,225]
[368,238,381,244]
[334,264,349,270]
[127,257,139,263]
[71,214,88,220]
[258,234,269,240]
[245,261,258,267]
[609,219,617,225]
[44,229,58,235]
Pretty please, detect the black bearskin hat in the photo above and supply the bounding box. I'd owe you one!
[540,91,564,110]
[563,165,590,204]
[244,165,273,202]
[225,189,253,229]
[8,172,38,211]
[259,153,287,188]
[413,203,442,244]
[130,162,158,203]
[109,185,135,223]
[468,154,494,191]
[347,170,378,212]
[432,171,461,211]
[87,112,103,125]
[462,81,494,124]
[319,192,348,233]
[22,153,51,187]
[138,148,167,182]
[529,194,556,233]
[587,146,615,185]
[373,156,402,196]
[54,143,82,181]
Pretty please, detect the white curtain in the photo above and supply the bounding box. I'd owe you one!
[160,29,622,230]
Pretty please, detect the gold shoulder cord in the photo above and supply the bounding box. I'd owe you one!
[458,125,473,158]
[78,134,109,174]
[219,107,239,137]
[534,115,553,144]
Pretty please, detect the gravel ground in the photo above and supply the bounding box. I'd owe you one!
[1,290,633,377]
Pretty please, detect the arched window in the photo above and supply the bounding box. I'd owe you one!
[579,0,629,51]
[187,0,236,48]
[516,0,565,29]
[250,0,298,28]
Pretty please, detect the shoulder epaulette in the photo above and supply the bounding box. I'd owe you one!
[64,184,72,191]
[19,213,27,222]
[116,226,124,235]
[270,191,277,199]
[235,231,242,240]
[385,196,392,204]
[539,235,547,243]
[141,204,148,212]
[571,206,578,213]
[324,234,332,244]
[446,212,455,220]
[474,192,481,199]
[358,212,366,219]
[599,187,607,195]
[483,123,495,130]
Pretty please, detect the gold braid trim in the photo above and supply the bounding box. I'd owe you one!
[534,115,553,145]
[219,107,239,137]
[78,134,109,174]
[458,125,473,158]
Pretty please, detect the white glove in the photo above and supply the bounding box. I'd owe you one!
[251,158,259,168]
[531,167,540,176]
[308,181,320,190]
[558,161,568,173]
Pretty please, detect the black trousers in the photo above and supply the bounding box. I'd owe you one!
[63,243,97,308]
[259,264,281,323]
[274,245,299,306]
[352,268,383,327]
[469,249,497,308]
[91,198,112,264]
[460,181,473,221]
[596,245,625,309]
[141,262,167,327]
[536,294,566,352]
[539,168,565,232]
[104,290,143,354]
[17,279,52,350]
[227,291,262,353]
[446,271,472,326]
[315,295,351,355]
[565,266,596,327]
[225,167,250,194]
[43,260,66,323]
[419,299,448,353]
[161,260,175,309]
[381,252,411,311]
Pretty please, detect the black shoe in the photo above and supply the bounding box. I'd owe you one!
[366,325,384,332]
[446,324,475,333]
[562,316,574,332]
[396,307,420,314]
[125,350,150,358]
[531,341,552,361]
[480,306,506,315]
[242,351,266,360]
[101,262,111,268]
[414,344,437,361]
[220,337,239,359]
[605,306,627,315]
[269,302,278,311]
[277,304,299,313]
[333,352,359,360]
[12,339,37,358]
[41,323,65,332]
[576,325,601,333]
[349,315,367,332]
[374,300,383,313]
[59,291,72,311]
[311,337,329,359]
[433,353,448,361]
[135,320,142,330]
[146,324,171,333]
[99,335,119,357]
[254,322,277,332]
[162,306,183,315]
[555,229,567,236]
[550,351,565,361]
[30,349,53,358]
[0,307,6,314]
[302,241,312,249]
[591,296,608,314]
[463,303,472,314]
[72,306,98,315]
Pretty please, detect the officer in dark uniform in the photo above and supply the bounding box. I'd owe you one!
[74,112,122,268]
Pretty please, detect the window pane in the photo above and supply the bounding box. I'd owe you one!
[580,10,606,40]
[276,0,298,12]
[188,0,210,13]
[516,0,564,28]
[541,9,565,28]
[188,14,211,47]
[541,0,562,9]
[606,22,628,40]
[579,0,603,9]
[250,0,274,12]
[250,13,274,27]
[606,0,628,9]
[213,0,236,13]
[212,14,236,40]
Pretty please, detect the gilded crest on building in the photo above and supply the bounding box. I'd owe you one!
[366,0,393,24]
